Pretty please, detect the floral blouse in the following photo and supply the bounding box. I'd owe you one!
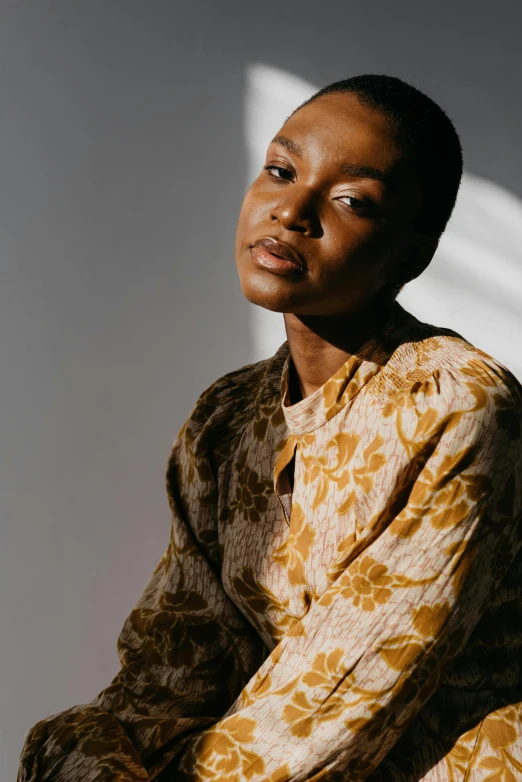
[18,301,522,781]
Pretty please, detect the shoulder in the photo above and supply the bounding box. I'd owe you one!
[373,305,522,428]
[178,341,289,458]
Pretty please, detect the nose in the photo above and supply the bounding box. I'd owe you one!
[269,185,320,236]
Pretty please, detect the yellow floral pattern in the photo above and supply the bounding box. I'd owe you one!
[272,502,316,586]
[329,554,394,611]
[178,715,266,782]
[17,301,522,781]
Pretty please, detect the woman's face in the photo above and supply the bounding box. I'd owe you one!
[235,92,435,317]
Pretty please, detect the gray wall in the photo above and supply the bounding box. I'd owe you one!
[3,2,521,777]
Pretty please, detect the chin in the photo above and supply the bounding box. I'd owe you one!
[237,271,298,313]
[241,285,291,313]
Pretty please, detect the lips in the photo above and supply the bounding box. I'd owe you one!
[251,236,307,270]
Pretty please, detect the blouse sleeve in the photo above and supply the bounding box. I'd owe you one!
[175,365,522,782]
[17,378,266,782]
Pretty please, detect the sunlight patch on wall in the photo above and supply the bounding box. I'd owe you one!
[244,63,522,381]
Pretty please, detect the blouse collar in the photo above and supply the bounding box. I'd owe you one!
[279,301,410,435]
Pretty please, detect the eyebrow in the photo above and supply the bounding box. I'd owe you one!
[270,134,388,184]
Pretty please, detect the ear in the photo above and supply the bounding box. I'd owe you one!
[398,233,439,286]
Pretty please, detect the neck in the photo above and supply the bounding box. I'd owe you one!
[283,290,397,400]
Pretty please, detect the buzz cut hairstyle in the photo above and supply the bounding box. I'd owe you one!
[293,74,463,240]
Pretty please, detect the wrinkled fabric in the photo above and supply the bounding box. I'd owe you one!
[18,301,522,781]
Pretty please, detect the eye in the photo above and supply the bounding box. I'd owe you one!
[338,195,376,216]
[264,164,293,181]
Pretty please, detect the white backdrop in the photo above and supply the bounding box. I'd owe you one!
[244,64,522,382]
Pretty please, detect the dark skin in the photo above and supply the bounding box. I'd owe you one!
[235,92,438,400]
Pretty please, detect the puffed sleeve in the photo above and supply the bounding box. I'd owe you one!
[17,376,267,782]
[174,364,522,782]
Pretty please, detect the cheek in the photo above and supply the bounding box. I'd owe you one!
[314,223,395,294]
[236,191,261,252]
[316,224,373,279]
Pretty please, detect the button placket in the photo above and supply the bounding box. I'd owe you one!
[273,435,297,526]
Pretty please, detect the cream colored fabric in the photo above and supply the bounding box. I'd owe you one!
[18,302,522,781]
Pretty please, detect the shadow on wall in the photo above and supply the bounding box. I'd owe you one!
[244,64,522,383]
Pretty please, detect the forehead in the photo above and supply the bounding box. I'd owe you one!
[277,93,408,177]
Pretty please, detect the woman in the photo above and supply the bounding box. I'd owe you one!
[18,75,522,781]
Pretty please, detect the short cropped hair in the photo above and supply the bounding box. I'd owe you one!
[293,75,463,240]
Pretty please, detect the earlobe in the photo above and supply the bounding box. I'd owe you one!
[418,233,439,263]
[399,235,438,286]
